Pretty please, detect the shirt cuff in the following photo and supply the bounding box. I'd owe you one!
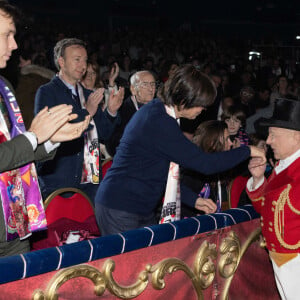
[23,131,37,151]
[108,84,118,90]
[106,108,117,117]
[44,140,60,153]
[247,177,264,191]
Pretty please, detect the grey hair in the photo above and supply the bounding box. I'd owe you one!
[53,38,86,71]
[130,70,153,88]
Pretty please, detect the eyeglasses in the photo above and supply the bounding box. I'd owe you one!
[138,81,156,89]
[241,91,254,98]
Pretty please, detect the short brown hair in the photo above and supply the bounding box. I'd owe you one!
[193,120,228,153]
[221,105,246,126]
[158,64,217,110]
[0,0,21,24]
[54,38,87,71]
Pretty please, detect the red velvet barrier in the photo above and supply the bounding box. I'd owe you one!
[0,219,280,300]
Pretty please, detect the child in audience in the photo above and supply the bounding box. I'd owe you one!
[180,120,233,218]
[222,105,249,148]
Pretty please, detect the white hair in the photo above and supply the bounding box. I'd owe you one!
[130,70,153,88]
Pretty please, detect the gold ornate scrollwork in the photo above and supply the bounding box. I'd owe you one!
[218,231,240,278]
[31,228,263,300]
[193,240,217,289]
[31,240,217,300]
[150,258,198,289]
[149,240,217,299]
[32,260,149,300]
[220,228,262,300]
[102,259,149,299]
[32,264,106,300]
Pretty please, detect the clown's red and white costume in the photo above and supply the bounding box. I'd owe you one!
[247,149,300,300]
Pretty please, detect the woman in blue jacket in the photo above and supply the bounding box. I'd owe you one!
[95,64,265,235]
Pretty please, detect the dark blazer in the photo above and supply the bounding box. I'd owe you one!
[34,76,120,197]
[96,99,251,217]
[105,96,140,156]
[0,134,55,172]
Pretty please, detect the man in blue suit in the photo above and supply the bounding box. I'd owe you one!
[35,38,124,202]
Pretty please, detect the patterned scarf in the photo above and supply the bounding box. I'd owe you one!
[159,106,181,224]
[0,80,46,241]
[77,84,100,184]
[199,182,221,213]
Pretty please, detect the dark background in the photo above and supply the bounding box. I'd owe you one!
[3,0,300,87]
[9,0,300,40]
[9,0,300,22]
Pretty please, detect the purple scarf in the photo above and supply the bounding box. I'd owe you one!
[199,183,221,213]
[0,79,47,241]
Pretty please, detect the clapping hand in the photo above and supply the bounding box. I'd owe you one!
[109,62,120,87]
[107,87,125,115]
[86,88,105,117]
[50,115,91,143]
[29,105,74,144]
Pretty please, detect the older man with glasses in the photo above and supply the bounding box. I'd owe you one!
[105,70,156,156]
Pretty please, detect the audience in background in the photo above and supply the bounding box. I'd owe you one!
[81,61,103,91]
[119,54,135,82]
[15,49,55,128]
[158,59,178,83]
[236,85,256,117]
[270,75,293,103]
[222,105,249,148]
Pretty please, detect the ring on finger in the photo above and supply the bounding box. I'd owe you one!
[47,109,52,115]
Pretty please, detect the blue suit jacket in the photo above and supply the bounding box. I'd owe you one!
[96,99,250,216]
[34,76,120,197]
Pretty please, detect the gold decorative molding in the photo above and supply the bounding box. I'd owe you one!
[32,228,263,300]
[32,264,106,300]
[149,240,217,299]
[218,231,240,278]
[193,240,217,289]
[220,228,262,300]
[102,259,149,299]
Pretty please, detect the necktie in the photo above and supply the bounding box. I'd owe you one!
[72,86,81,107]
